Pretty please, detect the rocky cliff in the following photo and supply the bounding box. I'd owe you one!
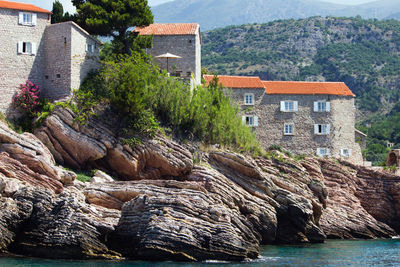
[0,107,399,261]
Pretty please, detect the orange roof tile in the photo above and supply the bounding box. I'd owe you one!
[262,81,355,96]
[203,75,265,89]
[0,0,51,14]
[134,23,199,36]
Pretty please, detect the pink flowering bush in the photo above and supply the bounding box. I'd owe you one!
[12,80,41,114]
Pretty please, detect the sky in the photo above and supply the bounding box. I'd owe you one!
[12,0,379,14]
[12,0,172,13]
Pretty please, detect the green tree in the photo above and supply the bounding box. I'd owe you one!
[73,0,153,55]
[51,0,64,24]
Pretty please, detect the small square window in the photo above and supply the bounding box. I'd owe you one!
[189,40,192,43]
[341,149,352,157]
[284,123,294,135]
[244,93,254,105]
[23,13,32,24]
[242,115,258,127]
[314,124,330,135]
[281,101,298,112]
[45,75,49,79]
[56,74,61,78]
[317,148,330,157]
[22,42,32,54]
[187,71,192,77]
[314,101,330,112]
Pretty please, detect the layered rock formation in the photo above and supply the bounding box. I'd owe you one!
[1,107,400,261]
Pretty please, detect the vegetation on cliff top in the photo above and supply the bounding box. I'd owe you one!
[82,52,262,155]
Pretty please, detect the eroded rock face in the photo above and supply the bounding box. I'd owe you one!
[0,184,121,259]
[35,107,193,180]
[2,106,400,262]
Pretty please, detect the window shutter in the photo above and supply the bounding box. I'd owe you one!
[316,148,321,156]
[244,94,247,104]
[314,102,318,112]
[254,116,259,127]
[326,102,331,112]
[326,124,331,134]
[314,124,319,134]
[294,101,298,111]
[326,148,331,156]
[31,42,36,55]
[17,41,23,54]
[280,101,285,111]
[349,149,353,156]
[340,149,344,156]
[85,44,88,52]
[19,12,23,24]
[32,13,37,25]
[242,116,246,125]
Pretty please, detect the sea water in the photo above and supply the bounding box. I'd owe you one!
[1,239,400,267]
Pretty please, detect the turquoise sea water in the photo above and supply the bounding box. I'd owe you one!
[1,239,400,267]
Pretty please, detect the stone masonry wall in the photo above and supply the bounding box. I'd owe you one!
[44,22,100,100]
[70,24,100,93]
[230,89,363,164]
[0,9,50,116]
[147,32,200,85]
[44,22,72,99]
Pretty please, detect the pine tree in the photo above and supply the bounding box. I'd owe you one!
[73,0,153,55]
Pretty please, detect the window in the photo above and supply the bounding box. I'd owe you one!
[17,41,36,55]
[284,123,294,135]
[280,101,298,112]
[242,115,259,127]
[45,75,49,79]
[314,101,330,112]
[56,74,61,78]
[340,149,352,157]
[314,124,330,135]
[86,44,95,53]
[19,12,37,26]
[187,71,192,77]
[244,93,254,105]
[317,148,330,157]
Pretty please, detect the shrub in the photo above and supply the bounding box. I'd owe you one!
[12,80,41,114]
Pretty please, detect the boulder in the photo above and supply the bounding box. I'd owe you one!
[91,170,114,183]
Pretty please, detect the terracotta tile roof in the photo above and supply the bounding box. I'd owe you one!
[0,0,51,14]
[134,23,199,36]
[262,81,355,96]
[203,75,265,89]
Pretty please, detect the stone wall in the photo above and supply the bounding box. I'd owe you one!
[44,22,72,99]
[0,9,50,116]
[44,22,100,100]
[147,31,201,85]
[230,89,363,164]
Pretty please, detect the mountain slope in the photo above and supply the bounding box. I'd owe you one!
[152,0,400,30]
[202,17,400,114]
[152,0,346,30]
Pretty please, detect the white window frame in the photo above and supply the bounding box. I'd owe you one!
[314,101,331,112]
[17,41,36,55]
[244,93,254,105]
[317,148,330,157]
[19,12,37,26]
[242,115,259,127]
[280,101,298,112]
[284,123,294,135]
[340,149,352,157]
[314,124,330,135]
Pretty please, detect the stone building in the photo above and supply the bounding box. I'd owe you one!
[204,75,364,164]
[0,0,100,116]
[134,23,201,86]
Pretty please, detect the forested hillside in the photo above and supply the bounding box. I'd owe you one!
[202,16,400,163]
[202,16,400,114]
[152,0,400,31]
